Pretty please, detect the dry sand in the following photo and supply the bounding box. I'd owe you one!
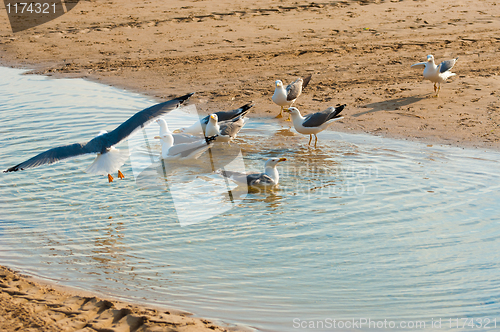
[0,0,499,330]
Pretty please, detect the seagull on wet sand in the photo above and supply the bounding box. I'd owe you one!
[272,75,312,119]
[411,54,458,97]
[4,93,195,182]
[217,157,287,189]
[284,105,346,147]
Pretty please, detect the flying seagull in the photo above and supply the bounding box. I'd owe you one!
[284,105,345,147]
[205,112,249,142]
[4,93,195,182]
[411,55,458,97]
[218,157,287,189]
[176,102,254,134]
[155,133,217,160]
[272,75,312,119]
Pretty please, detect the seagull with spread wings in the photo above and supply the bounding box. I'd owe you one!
[411,55,458,97]
[4,93,194,182]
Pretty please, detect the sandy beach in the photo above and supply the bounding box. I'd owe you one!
[1,0,499,330]
[0,266,241,331]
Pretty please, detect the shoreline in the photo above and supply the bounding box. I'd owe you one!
[1,0,499,151]
[1,59,498,152]
[0,264,246,332]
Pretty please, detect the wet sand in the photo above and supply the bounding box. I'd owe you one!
[0,266,242,331]
[0,0,499,330]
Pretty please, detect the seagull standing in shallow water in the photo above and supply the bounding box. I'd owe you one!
[284,105,345,147]
[217,157,287,189]
[272,75,312,119]
[4,93,194,182]
[205,113,249,142]
[411,54,458,97]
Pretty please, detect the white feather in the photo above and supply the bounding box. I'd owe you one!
[85,147,129,175]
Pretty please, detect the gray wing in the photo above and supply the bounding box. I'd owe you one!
[4,142,92,172]
[247,173,275,186]
[105,93,194,147]
[302,104,345,128]
[439,57,458,73]
[173,133,202,144]
[411,62,426,69]
[219,116,247,138]
[200,101,254,125]
[301,74,312,90]
[167,139,210,158]
[166,136,216,159]
[286,78,303,101]
[286,75,312,101]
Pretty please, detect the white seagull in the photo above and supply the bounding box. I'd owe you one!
[284,105,345,147]
[272,75,312,119]
[4,93,194,182]
[205,113,249,142]
[411,54,458,97]
[155,132,217,160]
[218,157,287,189]
[156,118,201,144]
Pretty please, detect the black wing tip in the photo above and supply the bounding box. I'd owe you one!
[4,165,22,172]
[205,135,218,143]
[178,92,195,103]
[240,101,255,111]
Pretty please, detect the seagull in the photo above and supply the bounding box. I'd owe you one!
[411,55,458,97]
[284,105,345,147]
[4,93,194,182]
[272,75,312,119]
[176,102,254,134]
[156,118,201,144]
[205,113,249,142]
[155,133,217,160]
[217,157,287,189]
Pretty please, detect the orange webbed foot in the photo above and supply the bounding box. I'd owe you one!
[108,174,114,182]
[117,170,125,179]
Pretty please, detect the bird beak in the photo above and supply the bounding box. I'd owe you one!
[173,129,182,133]
[154,136,161,139]
[210,114,216,120]
[283,108,291,113]
[278,157,287,162]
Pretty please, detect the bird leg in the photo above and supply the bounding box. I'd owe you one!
[108,174,114,183]
[433,83,437,93]
[117,170,125,179]
[436,84,441,97]
[276,106,284,118]
[308,134,312,145]
[314,134,318,148]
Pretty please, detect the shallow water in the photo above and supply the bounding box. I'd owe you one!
[1,67,500,331]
